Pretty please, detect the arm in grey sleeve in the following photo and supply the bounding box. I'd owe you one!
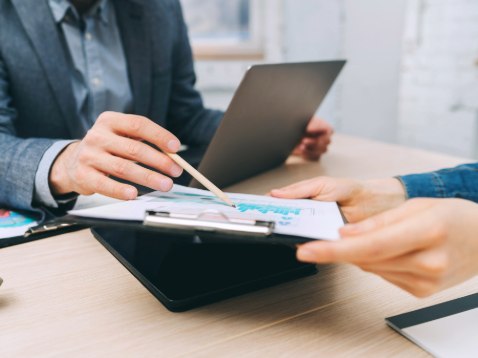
[0,50,65,212]
[34,140,79,208]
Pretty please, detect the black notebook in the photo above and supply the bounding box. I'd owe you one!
[386,292,478,358]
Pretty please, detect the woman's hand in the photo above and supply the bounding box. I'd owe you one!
[297,198,478,298]
[270,177,407,223]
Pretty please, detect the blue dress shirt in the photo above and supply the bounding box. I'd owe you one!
[35,0,133,207]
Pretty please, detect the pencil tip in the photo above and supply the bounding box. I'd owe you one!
[232,205,237,208]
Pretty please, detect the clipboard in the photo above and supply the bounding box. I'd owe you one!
[49,207,348,246]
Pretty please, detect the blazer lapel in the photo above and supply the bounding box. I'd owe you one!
[114,0,152,117]
[11,0,79,138]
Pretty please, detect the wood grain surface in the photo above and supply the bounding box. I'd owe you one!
[0,134,474,358]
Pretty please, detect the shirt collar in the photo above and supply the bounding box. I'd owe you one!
[48,0,109,25]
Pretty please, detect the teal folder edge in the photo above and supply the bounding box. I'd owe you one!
[386,292,478,329]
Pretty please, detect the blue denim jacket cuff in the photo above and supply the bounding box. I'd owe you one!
[396,173,444,199]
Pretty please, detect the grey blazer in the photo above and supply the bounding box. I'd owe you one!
[0,0,223,213]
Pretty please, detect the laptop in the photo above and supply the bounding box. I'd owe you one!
[190,60,346,189]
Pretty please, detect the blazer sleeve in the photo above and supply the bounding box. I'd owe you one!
[0,52,57,212]
[165,0,224,146]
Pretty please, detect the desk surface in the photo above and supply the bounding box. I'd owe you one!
[1,134,477,358]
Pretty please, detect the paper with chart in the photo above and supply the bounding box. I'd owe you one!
[68,185,345,240]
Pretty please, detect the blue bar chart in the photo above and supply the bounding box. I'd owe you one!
[236,203,301,215]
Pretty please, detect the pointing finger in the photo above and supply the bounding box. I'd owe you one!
[97,112,181,153]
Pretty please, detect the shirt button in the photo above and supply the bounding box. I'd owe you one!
[92,77,101,86]
[85,33,92,41]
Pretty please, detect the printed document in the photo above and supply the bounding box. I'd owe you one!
[69,185,345,240]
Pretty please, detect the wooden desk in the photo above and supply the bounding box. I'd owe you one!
[1,134,476,358]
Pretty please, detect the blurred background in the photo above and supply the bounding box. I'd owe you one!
[180,0,478,159]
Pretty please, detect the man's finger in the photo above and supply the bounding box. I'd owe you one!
[97,112,181,153]
[93,154,174,192]
[301,137,319,148]
[340,198,438,237]
[306,117,333,135]
[297,213,435,264]
[104,136,183,178]
[299,147,326,160]
[85,172,138,200]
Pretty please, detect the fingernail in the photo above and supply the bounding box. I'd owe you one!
[124,187,136,200]
[271,189,283,195]
[297,248,316,263]
[167,139,180,152]
[343,223,359,231]
[340,223,360,236]
[170,163,183,177]
[159,178,173,191]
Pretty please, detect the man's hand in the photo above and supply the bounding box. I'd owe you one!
[297,198,478,298]
[49,112,184,200]
[292,117,333,160]
[270,177,407,223]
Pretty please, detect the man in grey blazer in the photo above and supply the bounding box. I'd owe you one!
[0,0,333,216]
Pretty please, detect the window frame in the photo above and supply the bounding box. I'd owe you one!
[186,0,265,60]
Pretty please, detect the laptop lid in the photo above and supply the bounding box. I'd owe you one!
[190,60,346,189]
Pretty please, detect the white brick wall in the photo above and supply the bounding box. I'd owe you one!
[194,0,478,159]
[398,0,478,159]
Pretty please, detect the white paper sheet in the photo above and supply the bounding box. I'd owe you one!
[68,185,344,240]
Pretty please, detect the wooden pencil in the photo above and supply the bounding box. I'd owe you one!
[163,151,236,208]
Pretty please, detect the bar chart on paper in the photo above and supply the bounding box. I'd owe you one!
[236,203,302,215]
[68,185,345,240]
[148,191,320,230]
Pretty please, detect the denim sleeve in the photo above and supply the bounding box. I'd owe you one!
[397,163,478,203]
[34,140,79,208]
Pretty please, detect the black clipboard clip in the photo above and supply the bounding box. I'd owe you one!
[143,209,275,236]
[24,222,77,237]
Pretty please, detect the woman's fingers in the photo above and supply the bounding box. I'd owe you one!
[375,273,430,298]
[371,270,442,298]
[357,248,450,279]
[340,198,438,237]
[297,211,437,264]
[271,178,327,199]
[271,177,359,202]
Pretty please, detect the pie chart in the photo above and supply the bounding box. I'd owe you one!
[0,209,36,228]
